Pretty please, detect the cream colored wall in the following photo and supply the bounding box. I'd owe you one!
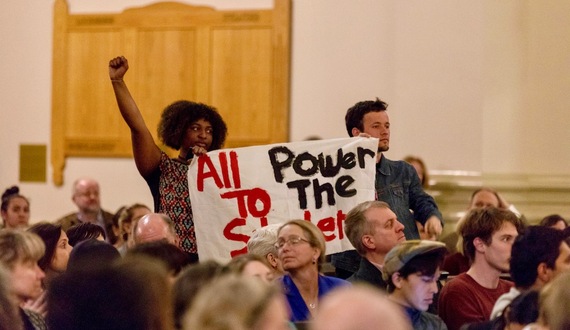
[1,0,569,223]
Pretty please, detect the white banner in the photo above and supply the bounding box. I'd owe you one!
[188,137,378,261]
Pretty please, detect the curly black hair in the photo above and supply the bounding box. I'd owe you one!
[344,98,388,137]
[157,100,228,151]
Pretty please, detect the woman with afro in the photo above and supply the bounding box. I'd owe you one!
[109,56,227,262]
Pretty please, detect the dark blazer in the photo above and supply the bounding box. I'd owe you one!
[347,256,388,290]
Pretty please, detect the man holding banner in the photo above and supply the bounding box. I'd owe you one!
[331,98,444,278]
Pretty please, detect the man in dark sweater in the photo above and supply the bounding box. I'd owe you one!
[344,200,406,289]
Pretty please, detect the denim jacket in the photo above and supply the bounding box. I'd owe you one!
[375,155,443,239]
[331,155,443,273]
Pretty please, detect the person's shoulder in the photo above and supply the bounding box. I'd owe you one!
[320,274,350,286]
[441,273,472,294]
[56,212,78,226]
[101,209,115,221]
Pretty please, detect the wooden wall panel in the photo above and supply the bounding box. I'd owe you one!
[210,28,273,146]
[51,0,291,185]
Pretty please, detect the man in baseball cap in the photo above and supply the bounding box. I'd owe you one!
[383,240,448,330]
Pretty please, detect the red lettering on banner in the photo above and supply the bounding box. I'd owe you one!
[197,155,223,191]
[223,217,249,257]
[220,188,271,218]
[197,151,241,191]
[303,209,347,241]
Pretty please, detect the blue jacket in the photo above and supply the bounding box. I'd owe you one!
[281,274,349,322]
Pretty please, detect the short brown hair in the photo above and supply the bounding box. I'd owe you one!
[345,201,391,256]
[460,207,524,262]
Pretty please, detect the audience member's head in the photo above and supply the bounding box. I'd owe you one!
[225,253,274,283]
[403,155,429,189]
[468,187,508,210]
[345,200,405,263]
[133,213,178,246]
[172,260,224,330]
[510,226,570,290]
[0,230,45,303]
[311,285,412,330]
[460,207,524,270]
[127,240,192,278]
[277,219,327,271]
[66,239,120,273]
[384,240,447,312]
[48,256,173,330]
[0,264,23,330]
[27,222,72,284]
[182,274,289,330]
[71,177,102,215]
[1,186,30,229]
[116,203,151,246]
[539,214,568,231]
[66,222,106,247]
[538,271,570,330]
[247,223,284,276]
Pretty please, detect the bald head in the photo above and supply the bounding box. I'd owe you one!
[133,213,178,246]
[71,178,101,214]
[311,285,411,330]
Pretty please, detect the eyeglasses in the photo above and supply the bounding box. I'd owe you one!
[275,235,310,250]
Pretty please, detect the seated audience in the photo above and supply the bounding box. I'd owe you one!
[539,214,567,231]
[225,253,274,283]
[536,271,570,330]
[114,203,151,253]
[66,222,106,247]
[1,186,30,230]
[182,274,290,330]
[311,285,412,330]
[276,220,349,322]
[27,222,72,287]
[0,229,47,329]
[66,239,120,273]
[441,187,520,275]
[47,256,173,330]
[344,200,406,289]
[500,290,540,330]
[384,240,448,330]
[172,260,225,330]
[0,264,23,330]
[56,177,117,244]
[247,223,285,278]
[0,186,30,229]
[127,240,193,279]
[133,213,179,247]
[490,226,570,319]
[438,207,524,330]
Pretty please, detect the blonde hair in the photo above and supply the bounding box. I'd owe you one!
[0,229,45,269]
[278,220,327,268]
[183,275,282,330]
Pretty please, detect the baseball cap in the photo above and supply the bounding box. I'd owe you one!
[382,240,447,281]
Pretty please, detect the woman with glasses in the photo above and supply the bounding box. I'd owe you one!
[276,220,349,322]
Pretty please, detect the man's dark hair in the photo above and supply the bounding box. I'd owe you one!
[460,207,525,263]
[510,226,565,289]
[386,249,445,293]
[344,98,388,137]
